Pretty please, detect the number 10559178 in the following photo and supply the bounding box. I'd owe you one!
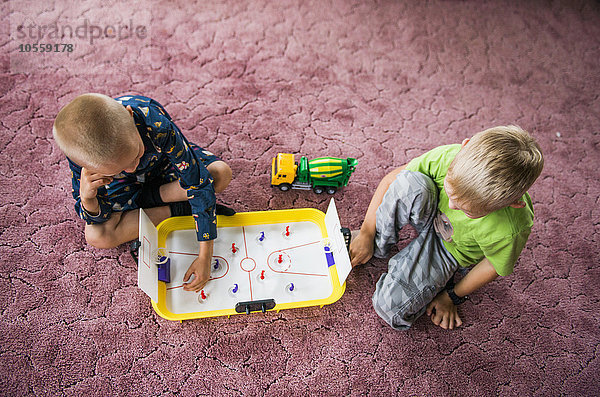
[18,43,74,52]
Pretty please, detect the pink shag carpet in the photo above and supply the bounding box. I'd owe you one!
[1,0,599,395]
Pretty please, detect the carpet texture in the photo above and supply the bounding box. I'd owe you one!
[1,0,599,395]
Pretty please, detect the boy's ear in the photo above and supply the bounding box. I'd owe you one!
[126,105,134,117]
[509,200,526,209]
[461,138,470,148]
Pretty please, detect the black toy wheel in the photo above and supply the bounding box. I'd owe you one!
[313,186,325,194]
[326,187,337,195]
[279,183,291,192]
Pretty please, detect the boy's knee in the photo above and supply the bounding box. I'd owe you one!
[208,161,232,193]
[84,225,119,249]
[397,170,437,196]
[392,171,439,222]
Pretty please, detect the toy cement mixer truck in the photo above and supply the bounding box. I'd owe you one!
[271,153,358,194]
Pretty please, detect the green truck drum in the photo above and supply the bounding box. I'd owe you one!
[297,156,358,187]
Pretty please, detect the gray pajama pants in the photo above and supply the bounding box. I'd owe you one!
[372,170,459,330]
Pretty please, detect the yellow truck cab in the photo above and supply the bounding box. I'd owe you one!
[271,153,297,189]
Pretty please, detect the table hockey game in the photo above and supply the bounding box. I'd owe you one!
[137,199,352,321]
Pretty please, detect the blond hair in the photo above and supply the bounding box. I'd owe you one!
[53,93,135,168]
[446,125,544,212]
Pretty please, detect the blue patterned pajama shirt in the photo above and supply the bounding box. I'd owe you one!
[68,95,220,241]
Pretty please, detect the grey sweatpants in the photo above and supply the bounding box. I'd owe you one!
[372,170,459,330]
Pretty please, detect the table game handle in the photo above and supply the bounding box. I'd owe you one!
[235,299,276,314]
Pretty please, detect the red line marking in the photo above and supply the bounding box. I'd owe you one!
[272,240,321,252]
[239,257,257,273]
[242,226,248,255]
[169,251,197,256]
[142,237,151,269]
[248,272,253,301]
[266,244,328,277]
[167,234,327,297]
[274,271,328,277]
[209,256,229,280]
[266,251,292,272]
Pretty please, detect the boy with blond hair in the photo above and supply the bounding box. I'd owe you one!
[350,126,544,330]
[53,93,233,293]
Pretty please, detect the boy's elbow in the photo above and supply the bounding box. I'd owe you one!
[208,161,232,193]
[480,258,500,280]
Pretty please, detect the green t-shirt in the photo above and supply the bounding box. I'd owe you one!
[405,144,533,276]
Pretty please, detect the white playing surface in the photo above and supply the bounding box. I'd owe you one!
[164,221,334,314]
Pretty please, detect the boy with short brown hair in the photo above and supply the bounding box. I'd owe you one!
[54,93,233,293]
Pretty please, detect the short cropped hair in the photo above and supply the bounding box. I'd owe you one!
[53,93,134,168]
[446,125,544,213]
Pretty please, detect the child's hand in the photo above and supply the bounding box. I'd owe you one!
[183,241,213,292]
[349,231,374,267]
[426,291,463,330]
[182,256,211,292]
[80,167,112,201]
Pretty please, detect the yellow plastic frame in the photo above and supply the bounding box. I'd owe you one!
[151,208,347,321]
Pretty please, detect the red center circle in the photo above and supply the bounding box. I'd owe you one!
[239,257,256,272]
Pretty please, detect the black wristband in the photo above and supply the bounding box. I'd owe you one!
[445,287,467,306]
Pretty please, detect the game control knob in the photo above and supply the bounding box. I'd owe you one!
[271,252,291,271]
[256,270,267,282]
[257,231,266,243]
